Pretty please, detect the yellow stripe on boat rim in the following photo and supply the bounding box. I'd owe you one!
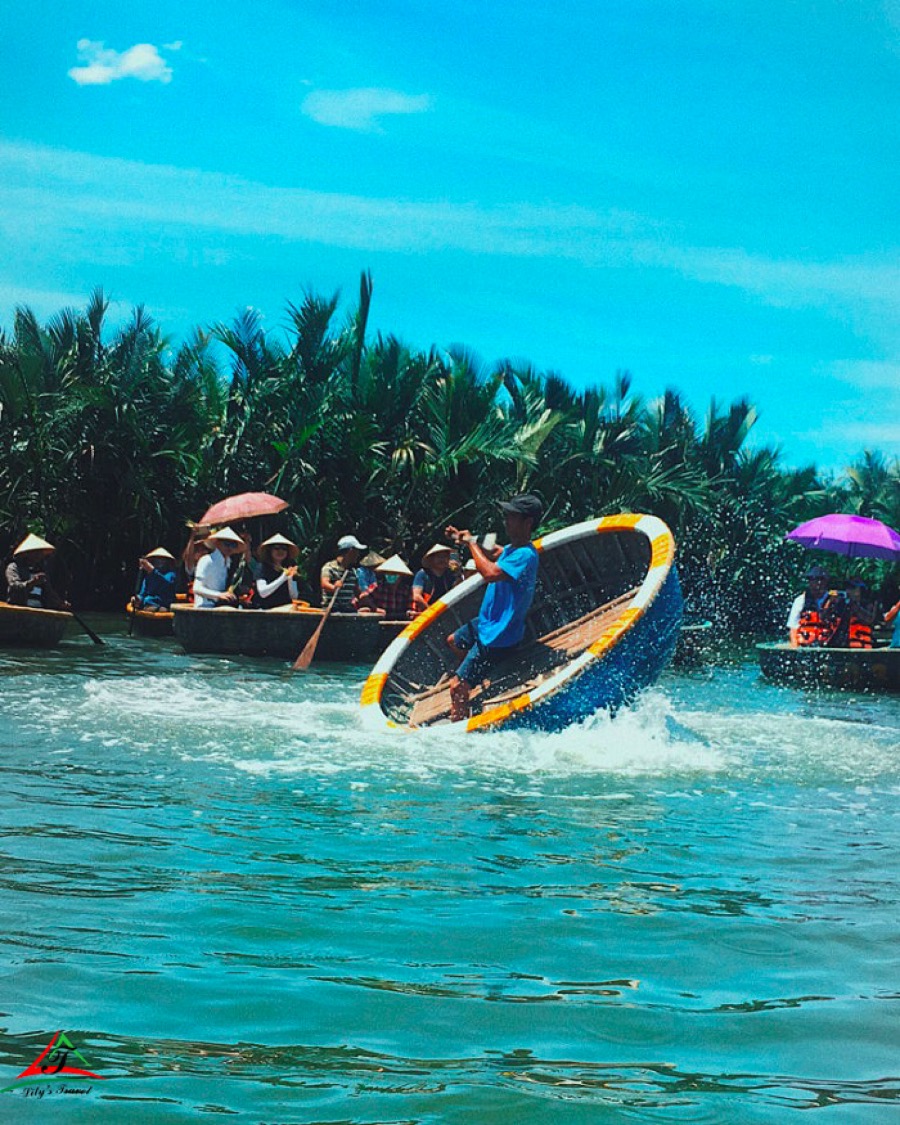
[361,671,389,707]
[598,513,642,531]
[587,606,642,656]
[650,532,673,570]
[404,596,448,640]
[466,692,533,732]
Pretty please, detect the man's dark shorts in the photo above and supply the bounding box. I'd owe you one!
[451,620,517,687]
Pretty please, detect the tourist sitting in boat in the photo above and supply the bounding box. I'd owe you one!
[4,533,70,610]
[358,555,415,619]
[320,534,366,612]
[181,526,211,598]
[787,565,830,646]
[411,544,459,614]
[357,550,385,595]
[254,534,301,609]
[228,524,259,606]
[135,547,177,611]
[884,595,900,647]
[193,527,246,607]
[444,493,542,721]
[824,577,876,648]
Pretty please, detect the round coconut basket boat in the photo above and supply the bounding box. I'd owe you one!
[0,602,72,648]
[360,514,683,734]
[757,642,900,693]
[126,603,175,637]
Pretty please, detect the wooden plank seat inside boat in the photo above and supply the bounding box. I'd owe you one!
[406,586,639,727]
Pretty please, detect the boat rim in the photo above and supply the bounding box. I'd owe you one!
[360,513,676,734]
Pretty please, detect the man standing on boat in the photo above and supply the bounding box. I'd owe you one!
[445,494,542,722]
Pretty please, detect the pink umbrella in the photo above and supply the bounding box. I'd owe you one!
[786,514,900,561]
[199,492,288,526]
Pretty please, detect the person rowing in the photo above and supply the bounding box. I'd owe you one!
[134,547,177,611]
[4,533,70,610]
[320,534,366,612]
[444,493,542,722]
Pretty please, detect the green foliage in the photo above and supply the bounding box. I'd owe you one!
[1,276,897,626]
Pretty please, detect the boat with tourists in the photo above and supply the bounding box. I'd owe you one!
[757,642,900,693]
[0,602,72,647]
[360,513,682,733]
[172,603,406,662]
[126,602,175,637]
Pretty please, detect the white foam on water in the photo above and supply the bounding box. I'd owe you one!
[7,669,896,786]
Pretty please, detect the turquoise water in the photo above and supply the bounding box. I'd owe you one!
[1,622,899,1123]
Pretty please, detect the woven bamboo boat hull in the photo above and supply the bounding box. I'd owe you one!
[757,642,900,692]
[361,514,683,734]
[173,605,405,662]
[126,604,175,636]
[0,602,72,647]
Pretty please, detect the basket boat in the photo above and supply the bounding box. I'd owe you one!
[757,642,900,692]
[361,514,683,733]
[0,602,72,648]
[173,604,405,662]
[126,603,175,636]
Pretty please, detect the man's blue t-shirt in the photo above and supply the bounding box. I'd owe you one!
[477,543,539,648]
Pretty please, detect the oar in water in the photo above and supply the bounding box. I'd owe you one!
[127,566,143,637]
[293,570,346,671]
[71,609,104,646]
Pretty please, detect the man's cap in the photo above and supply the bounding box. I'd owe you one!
[337,534,367,552]
[203,526,244,547]
[805,565,829,579]
[499,493,543,523]
[13,533,55,556]
[258,533,299,561]
[423,543,453,562]
[376,553,413,577]
[145,547,176,561]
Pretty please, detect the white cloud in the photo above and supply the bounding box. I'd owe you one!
[301,88,433,132]
[68,39,174,86]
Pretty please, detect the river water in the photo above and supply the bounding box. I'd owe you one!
[0,621,898,1123]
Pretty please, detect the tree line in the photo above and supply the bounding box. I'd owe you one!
[2,274,898,631]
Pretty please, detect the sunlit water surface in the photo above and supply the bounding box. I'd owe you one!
[0,620,898,1123]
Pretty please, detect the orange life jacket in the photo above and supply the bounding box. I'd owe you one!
[797,602,827,646]
[848,615,873,649]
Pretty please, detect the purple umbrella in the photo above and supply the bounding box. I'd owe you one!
[787,514,900,560]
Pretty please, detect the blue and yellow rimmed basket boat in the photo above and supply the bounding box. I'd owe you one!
[360,514,683,734]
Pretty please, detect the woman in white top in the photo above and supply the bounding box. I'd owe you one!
[193,527,245,608]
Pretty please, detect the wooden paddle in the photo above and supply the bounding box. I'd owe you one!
[71,608,104,645]
[127,565,144,637]
[293,569,346,671]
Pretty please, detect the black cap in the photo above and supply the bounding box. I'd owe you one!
[499,493,543,525]
[805,565,829,579]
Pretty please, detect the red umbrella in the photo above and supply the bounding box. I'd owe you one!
[199,492,288,526]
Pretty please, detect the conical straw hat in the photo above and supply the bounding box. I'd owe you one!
[376,553,413,577]
[258,533,299,561]
[203,525,244,547]
[145,547,176,561]
[423,543,453,561]
[13,533,55,555]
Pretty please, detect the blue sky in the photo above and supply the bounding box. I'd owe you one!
[3,0,898,469]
